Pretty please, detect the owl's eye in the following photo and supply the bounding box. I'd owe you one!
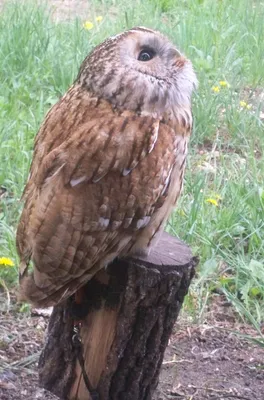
[138,48,156,62]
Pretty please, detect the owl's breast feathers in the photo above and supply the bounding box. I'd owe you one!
[16,84,192,307]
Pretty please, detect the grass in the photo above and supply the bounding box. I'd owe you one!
[0,0,263,331]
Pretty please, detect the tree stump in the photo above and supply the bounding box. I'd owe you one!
[38,232,198,400]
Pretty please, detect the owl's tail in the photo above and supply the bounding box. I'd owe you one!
[18,269,87,308]
[19,274,63,308]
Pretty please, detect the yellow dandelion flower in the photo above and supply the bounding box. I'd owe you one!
[240,101,252,110]
[96,16,103,22]
[205,198,218,206]
[0,257,15,267]
[83,21,94,30]
[177,209,186,217]
[212,86,220,93]
[219,80,229,88]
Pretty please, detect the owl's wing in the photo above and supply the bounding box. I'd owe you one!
[17,110,176,307]
[35,114,160,188]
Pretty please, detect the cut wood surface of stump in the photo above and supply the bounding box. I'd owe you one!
[39,232,198,400]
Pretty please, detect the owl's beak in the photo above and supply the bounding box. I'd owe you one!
[174,56,187,69]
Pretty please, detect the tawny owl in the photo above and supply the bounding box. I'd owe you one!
[16,27,197,308]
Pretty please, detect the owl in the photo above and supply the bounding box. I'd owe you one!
[16,27,197,308]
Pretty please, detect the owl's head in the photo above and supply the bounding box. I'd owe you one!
[77,27,197,119]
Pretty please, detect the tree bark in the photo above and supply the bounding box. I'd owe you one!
[39,232,198,400]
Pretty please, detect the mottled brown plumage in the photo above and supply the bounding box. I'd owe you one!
[16,27,197,307]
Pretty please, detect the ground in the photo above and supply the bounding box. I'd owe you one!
[0,293,263,400]
[155,314,264,400]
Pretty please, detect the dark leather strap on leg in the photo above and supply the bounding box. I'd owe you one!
[72,322,100,400]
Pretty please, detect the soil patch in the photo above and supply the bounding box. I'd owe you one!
[0,294,263,400]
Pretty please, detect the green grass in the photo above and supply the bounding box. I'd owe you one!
[0,0,263,329]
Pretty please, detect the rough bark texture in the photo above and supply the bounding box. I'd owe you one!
[39,232,198,400]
